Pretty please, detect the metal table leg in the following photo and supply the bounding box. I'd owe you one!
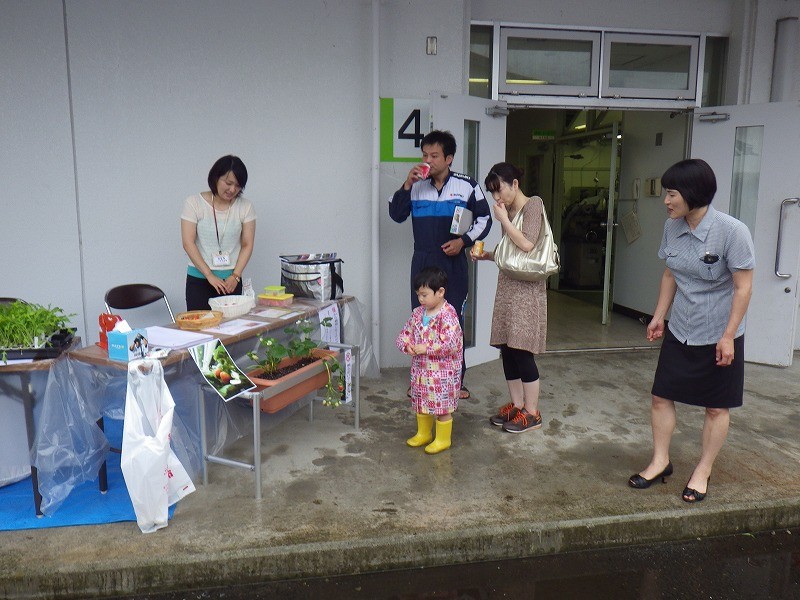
[253,390,261,500]
[96,417,109,494]
[20,373,43,517]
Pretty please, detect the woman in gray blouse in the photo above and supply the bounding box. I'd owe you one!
[628,158,755,503]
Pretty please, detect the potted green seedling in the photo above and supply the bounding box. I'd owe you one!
[0,301,76,362]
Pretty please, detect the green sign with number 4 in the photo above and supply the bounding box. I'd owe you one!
[380,98,430,162]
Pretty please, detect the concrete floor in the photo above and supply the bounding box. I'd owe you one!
[2,295,800,599]
[547,290,652,351]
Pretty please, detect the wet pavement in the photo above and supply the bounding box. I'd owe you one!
[2,350,800,599]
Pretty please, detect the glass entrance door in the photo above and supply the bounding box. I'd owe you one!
[552,122,620,323]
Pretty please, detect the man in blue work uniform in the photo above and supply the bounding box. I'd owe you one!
[389,130,492,398]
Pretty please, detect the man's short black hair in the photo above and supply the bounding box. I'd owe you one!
[421,130,456,159]
[413,266,448,293]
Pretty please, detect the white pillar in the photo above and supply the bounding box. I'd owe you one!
[770,17,799,102]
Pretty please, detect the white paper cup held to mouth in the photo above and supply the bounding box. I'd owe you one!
[418,163,431,179]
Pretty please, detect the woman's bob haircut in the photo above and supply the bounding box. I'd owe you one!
[661,158,717,210]
[208,155,248,197]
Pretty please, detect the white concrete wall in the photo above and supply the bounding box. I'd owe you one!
[1,2,83,320]
[3,0,374,344]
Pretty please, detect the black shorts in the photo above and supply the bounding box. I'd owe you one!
[185,274,242,311]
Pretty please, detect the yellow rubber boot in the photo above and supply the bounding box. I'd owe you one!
[407,413,435,447]
[424,418,453,454]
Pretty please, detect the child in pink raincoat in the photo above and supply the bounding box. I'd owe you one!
[396,266,463,454]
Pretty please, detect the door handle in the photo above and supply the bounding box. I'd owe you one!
[775,198,800,279]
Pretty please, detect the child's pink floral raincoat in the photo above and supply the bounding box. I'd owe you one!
[396,300,463,415]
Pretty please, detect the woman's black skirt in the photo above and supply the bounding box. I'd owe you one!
[651,327,744,409]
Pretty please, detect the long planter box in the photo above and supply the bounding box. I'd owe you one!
[246,348,338,413]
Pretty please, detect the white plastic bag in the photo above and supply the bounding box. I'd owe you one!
[121,359,195,533]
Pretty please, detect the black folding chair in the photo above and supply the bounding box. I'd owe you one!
[104,283,175,323]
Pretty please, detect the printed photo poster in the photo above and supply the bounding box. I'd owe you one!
[318,303,341,344]
[188,339,256,401]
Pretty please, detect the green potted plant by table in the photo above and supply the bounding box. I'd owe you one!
[0,300,76,363]
[246,317,345,412]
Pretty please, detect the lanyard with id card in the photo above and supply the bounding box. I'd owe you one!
[212,195,234,266]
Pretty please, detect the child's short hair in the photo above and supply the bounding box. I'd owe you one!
[413,266,448,292]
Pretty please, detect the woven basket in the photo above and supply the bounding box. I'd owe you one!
[176,310,223,330]
[209,295,256,318]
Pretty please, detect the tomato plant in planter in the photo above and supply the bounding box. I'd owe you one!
[246,317,345,408]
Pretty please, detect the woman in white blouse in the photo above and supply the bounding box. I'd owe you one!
[180,155,256,310]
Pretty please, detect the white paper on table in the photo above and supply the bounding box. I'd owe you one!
[145,326,214,350]
[250,308,293,319]
[202,319,265,336]
[319,304,341,344]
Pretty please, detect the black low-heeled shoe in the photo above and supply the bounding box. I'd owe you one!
[682,477,710,503]
[628,461,674,489]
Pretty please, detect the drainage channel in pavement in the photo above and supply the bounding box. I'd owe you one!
[117,527,800,600]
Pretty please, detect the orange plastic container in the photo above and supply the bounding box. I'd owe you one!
[258,293,294,307]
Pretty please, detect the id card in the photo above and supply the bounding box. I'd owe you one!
[212,251,231,267]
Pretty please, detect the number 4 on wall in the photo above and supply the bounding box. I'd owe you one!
[380,98,430,162]
[397,109,424,148]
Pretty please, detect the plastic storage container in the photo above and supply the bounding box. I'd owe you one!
[263,285,285,296]
[257,293,294,307]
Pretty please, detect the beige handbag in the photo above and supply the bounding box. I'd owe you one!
[494,197,560,282]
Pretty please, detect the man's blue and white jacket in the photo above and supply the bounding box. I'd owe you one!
[389,170,493,312]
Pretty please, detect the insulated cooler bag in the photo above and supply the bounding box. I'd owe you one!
[280,253,344,301]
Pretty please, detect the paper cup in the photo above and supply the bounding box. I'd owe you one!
[419,163,431,179]
[472,240,484,256]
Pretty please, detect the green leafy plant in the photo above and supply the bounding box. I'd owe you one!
[0,300,76,363]
[284,318,319,360]
[0,301,74,348]
[321,356,346,407]
[246,317,345,407]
